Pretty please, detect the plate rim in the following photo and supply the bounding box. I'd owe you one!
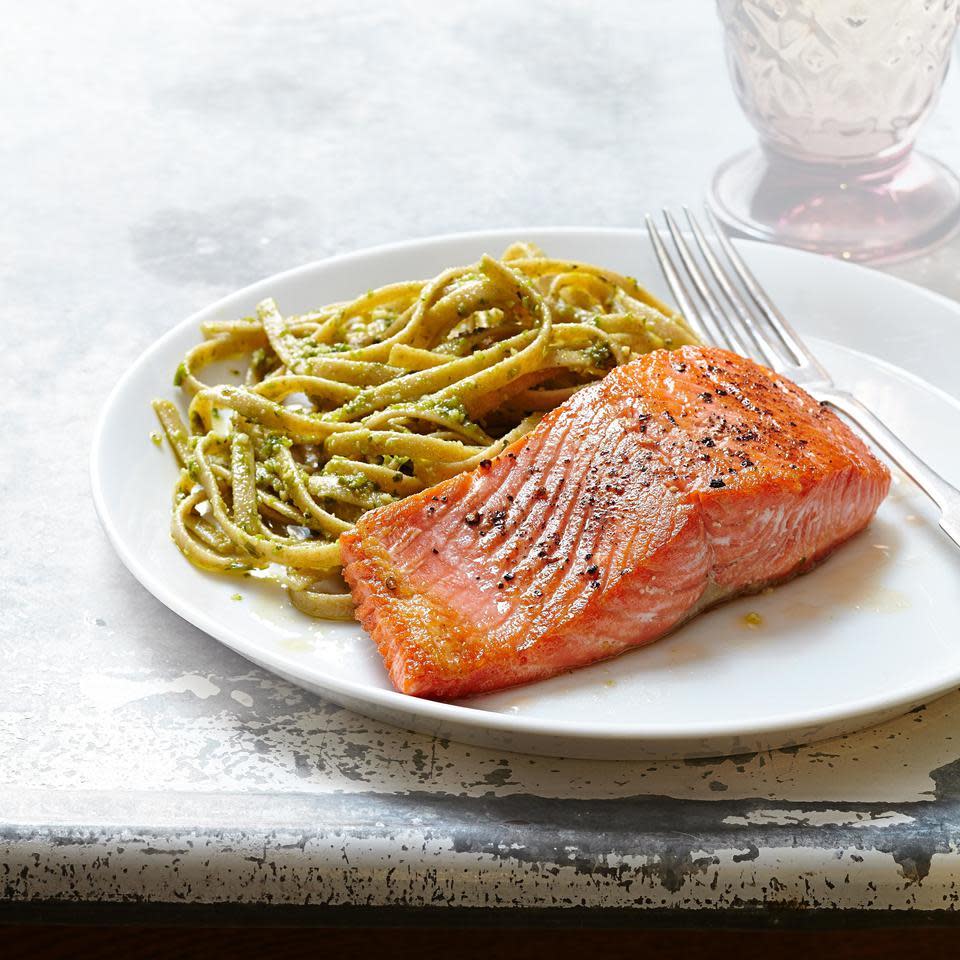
[90,226,960,746]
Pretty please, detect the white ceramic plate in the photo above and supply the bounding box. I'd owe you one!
[92,229,960,760]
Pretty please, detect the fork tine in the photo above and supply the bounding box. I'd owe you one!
[704,206,831,381]
[682,208,787,371]
[661,210,751,358]
[644,214,715,347]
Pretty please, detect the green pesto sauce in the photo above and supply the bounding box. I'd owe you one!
[417,395,468,424]
[584,341,614,368]
[337,472,375,493]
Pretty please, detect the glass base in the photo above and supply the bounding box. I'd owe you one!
[708,147,960,264]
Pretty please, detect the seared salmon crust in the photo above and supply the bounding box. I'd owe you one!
[340,346,890,699]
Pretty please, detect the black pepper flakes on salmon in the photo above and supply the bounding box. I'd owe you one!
[340,345,890,700]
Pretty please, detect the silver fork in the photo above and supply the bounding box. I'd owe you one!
[645,206,960,550]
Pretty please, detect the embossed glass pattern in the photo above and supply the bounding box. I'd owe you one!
[710,0,960,262]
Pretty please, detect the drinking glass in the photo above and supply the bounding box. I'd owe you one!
[711,0,960,262]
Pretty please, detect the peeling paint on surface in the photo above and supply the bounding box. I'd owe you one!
[4,682,960,803]
[80,673,222,711]
[722,810,916,829]
[4,780,960,909]
[4,753,960,908]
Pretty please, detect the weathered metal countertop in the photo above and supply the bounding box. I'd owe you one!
[5,0,960,924]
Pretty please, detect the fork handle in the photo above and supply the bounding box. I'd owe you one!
[815,387,960,550]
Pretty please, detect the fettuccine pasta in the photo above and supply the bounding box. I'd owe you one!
[153,243,698,619]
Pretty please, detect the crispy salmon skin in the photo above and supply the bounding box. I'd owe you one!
[340,346,890,700]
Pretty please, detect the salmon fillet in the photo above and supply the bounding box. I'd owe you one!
[340,346,890,700]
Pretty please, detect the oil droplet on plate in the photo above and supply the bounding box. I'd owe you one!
[856,585,910,614]
[666,642,708,666]
[279,636,315,653]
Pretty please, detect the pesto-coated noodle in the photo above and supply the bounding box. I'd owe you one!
[154,243,698,620]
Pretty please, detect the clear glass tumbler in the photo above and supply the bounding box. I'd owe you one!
[711,0,960,262]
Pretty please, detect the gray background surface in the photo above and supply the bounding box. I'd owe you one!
[4,0,960,918]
